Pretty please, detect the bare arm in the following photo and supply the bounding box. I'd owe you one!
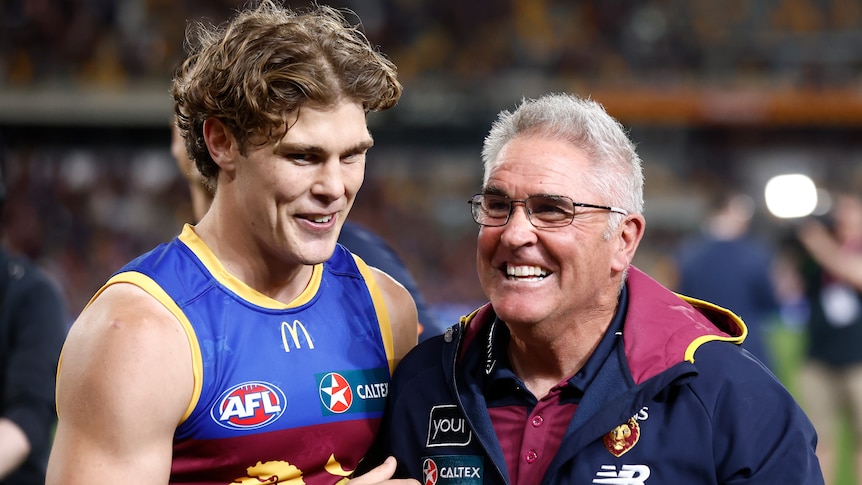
[797,219,862,290]
[46,283,193,485]
[370,267,418,369]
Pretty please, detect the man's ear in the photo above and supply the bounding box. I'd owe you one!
[203,117,237,172]
[612,214,645,272]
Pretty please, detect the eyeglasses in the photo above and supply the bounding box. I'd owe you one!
[468,193,628,228]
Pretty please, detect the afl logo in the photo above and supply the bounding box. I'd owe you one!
[422,458,438,485]
[211,381,286,430]
[318,372,353,413]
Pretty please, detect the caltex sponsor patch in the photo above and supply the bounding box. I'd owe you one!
[421,455,483,485]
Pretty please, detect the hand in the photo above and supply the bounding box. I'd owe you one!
[346,456,419,485]
[797,219,832,251]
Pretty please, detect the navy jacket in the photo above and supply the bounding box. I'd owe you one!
[365,267,822,484]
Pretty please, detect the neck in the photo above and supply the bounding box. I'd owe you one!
[506,315,611,399]
[193,218,313,305]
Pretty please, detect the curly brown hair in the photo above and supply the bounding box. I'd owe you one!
[171,0,402,187]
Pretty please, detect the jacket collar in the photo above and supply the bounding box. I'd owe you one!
[453,266,747,385]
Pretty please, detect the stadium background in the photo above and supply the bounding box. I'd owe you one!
[3,1,862,455]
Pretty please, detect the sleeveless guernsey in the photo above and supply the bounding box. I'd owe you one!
[98,224,395,484]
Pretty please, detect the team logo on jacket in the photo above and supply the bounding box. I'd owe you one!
[427,404,472,447]
[603,417,640,457]
[316,368,389,415]
[211,381,286,430]
[421,456,483,485]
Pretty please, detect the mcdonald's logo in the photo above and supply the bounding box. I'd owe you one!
[280,319,315,352]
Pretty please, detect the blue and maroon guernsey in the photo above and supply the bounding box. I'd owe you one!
[96,224,395,484]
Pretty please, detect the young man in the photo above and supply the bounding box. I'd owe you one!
[364,93,823,484]
[47,2,418,484]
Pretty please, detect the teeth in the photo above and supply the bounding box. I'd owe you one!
[312,215,332,223]
[506,265,548,278]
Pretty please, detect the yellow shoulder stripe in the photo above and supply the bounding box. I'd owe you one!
[676,293,748,363]
[103,271,204,423]
[352,255,395,375]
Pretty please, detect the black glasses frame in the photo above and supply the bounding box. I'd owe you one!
[468,193,628,228]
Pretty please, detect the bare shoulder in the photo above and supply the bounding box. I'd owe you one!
[61,282,192,387]
[49,282,193,482]
[369,267,418,363]
[59,282,194,418]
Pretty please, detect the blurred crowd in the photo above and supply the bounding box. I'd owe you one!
[4,1,862,480]
[3,0,862,90]
[3,0,862,327]
[4,0,862,322]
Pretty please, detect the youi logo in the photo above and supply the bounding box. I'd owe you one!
[211,381,286,430]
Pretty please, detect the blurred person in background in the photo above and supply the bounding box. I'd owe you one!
[47,2,419,484]
[172,122,445,341]
[796,191,862,485]
[337,222,445,341]
[362,93,822,484]
[0,149,68,485]
[674,190,781,370]
[171,121,214,223]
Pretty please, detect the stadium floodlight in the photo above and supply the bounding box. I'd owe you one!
[764,173,818,219]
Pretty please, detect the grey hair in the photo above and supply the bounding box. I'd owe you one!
[481,93,644,235]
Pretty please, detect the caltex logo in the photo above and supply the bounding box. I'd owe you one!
[422,458,438,485]
[318,372,353,413]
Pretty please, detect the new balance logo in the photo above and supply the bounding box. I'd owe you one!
[593,464,651,484]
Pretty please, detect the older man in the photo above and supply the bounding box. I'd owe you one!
[363,93,823,484]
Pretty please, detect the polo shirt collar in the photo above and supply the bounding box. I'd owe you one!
[482,285,629,395]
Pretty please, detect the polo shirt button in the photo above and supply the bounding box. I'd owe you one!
[525,450,538,463]
[531,415,544,427]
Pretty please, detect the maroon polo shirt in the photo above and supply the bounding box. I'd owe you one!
[481,299,625,484]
